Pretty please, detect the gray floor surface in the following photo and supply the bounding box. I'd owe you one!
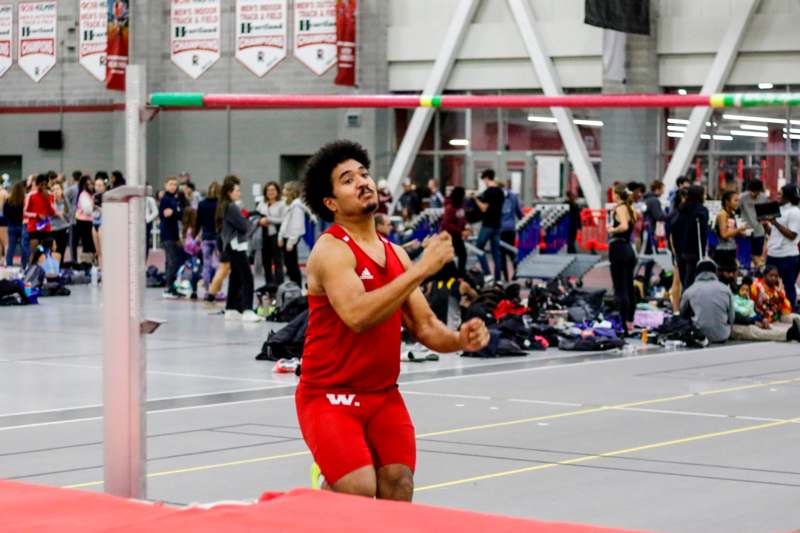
[1,285,799,532]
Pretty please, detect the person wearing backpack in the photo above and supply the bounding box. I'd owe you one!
[278,181,307,286]
[671,185,709,292]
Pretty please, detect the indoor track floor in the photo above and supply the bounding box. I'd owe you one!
[1,286,799,532]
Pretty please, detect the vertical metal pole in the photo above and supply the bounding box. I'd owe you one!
[104,64,147,499]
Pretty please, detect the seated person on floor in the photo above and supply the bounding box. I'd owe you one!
[731,265,800,342]
[733,278,768,328]
[680,259,734,343]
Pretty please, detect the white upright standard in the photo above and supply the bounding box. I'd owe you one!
[103,64,148,499]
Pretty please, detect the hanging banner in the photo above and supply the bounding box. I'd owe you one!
[0,4,12,78]
[171,0,221,79]
[334,0,356,86]
[79,0,107,82]
[18,1,57,83]
[235,0,287,77]
[293,0,336,76]
[105,0,128,90]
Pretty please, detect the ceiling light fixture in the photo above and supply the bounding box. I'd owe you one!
[730,130,768,138]
[667,132,684,138]
[722,113,787,125]
[573,119,603,127]
[448,139,469,147]
[758,82,774,90]
[667,118,690,125]
[527,115,557,123]
[667,125,687,132]
[677,89,688,95]
[740,124,769,132]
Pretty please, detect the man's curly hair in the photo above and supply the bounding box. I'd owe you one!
[302,140,371,222]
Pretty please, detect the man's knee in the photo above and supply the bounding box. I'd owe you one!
[377,464,414,501]
[332,465,376,498]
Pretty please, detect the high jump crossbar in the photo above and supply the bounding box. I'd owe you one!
[148,92,800,109]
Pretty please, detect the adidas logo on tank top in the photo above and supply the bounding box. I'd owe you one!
[359,267,374,280]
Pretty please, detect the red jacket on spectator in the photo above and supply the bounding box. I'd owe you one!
[25,190,56,233]
[441,198,467,236]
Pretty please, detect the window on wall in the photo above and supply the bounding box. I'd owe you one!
[410,154,434,185]
[663,85,800,197]
[505,109,564,151]
[439,110,467,150]
[394,109,434,151]
[471,108,499,151]
[440,155,465,187]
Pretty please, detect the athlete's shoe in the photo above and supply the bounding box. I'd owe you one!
[272,358,299,374]
[224,310,242,321]
[310,462,325,490]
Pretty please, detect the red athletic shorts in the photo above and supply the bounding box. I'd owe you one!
[295,386,416,486]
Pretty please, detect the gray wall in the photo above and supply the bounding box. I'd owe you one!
[0,0,390,202]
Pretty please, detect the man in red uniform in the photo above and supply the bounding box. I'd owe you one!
[298,141,489,502]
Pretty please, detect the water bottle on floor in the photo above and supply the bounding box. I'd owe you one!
[90,266,98,286]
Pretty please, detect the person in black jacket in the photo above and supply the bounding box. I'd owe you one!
[643,180,667,254]
[671,185,709,292]
[217,175,261,322]
[159,177,183,298]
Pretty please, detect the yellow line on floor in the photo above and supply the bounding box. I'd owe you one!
[415,415,800,492]
[63,451,312,489]
[62,376,800,490]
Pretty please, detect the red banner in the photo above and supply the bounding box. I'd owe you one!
[105,0,129,91]
[334,0,356,86]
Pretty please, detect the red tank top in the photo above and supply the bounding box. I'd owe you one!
[300,224,405,393]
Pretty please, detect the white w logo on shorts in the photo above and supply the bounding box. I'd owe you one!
[326,393,358,406]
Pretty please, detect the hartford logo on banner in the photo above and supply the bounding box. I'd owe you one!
[235,0,287,77]
[334,0,356,86]
[105,0,129,90]
[0,4,12,78]
[293,0,336,76]
[171,0,220,79]
[79,0,108,82]
[18,1,57,82]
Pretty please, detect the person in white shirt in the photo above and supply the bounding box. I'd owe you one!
[765,184,800,311]
[257,181,286,286]
[279,181,308,286]
[144,193,159,259]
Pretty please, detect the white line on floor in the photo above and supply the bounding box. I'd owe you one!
[507,398,584,407]
[3,359,285,384]
[402,391,492,400]
[614,406,729,419]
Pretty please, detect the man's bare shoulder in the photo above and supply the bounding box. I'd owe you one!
[307,233,355,272]
[391,242,413,269]
[307,233,357,295]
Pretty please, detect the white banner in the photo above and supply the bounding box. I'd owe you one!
[536,156,562,198]
[18,1,57,82]
[236,0,287,77]
[293,0,336,76]
[171,0,220,79]
[0,4,12,78]
[79,0,107,81]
